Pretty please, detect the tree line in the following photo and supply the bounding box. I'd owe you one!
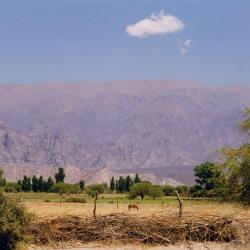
[109,173,141,193]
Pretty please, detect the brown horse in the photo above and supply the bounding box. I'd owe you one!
[128,204,139,211]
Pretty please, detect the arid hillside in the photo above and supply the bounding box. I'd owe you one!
[1,80,250,184]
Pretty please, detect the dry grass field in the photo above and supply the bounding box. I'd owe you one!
[21,194,250,220]
[12,193,249,250]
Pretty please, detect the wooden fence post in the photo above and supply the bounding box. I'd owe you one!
[175,190,183,217]
[93,191,98,221]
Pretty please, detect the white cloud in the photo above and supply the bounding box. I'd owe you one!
[180,47,188,54]
[180,39,192,54]
[126,10,184,38]
[184,39,192,47]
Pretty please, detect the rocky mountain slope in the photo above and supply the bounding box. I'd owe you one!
[0,80,249,184]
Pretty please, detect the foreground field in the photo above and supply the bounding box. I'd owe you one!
[8,192,250,249]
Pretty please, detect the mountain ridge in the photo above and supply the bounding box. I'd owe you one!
[0,80,249,184]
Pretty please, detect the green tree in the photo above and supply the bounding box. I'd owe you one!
[193,162,223,197]
[110,177,115,192]
[44,177,54,192]
[130,182,152,200]
[21,176,31,192]
[71,184,81,194]
[79,179,85,191]
[118,176,126,193]
[162,185,175,196]
[115,180,119,192]
[55,168,65,183]
[240,158,250,204]
[0,169,6,187]
[87,184,107,197]
[51,182,73,193]
[134,173,141,183]
[32,176,39,192]
[175,185,189,196]
[38,176,44,192]
[125,175,133,191]
[240,107,250,137]
[149,185,164,199]
[4,182,21,193]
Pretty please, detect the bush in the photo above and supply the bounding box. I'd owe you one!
[4,182,21,193]
[51,183,74,194]
[149,185,164,199]
[87,184,107,197]
[0,191,31,250]
[130,182,163,200]
[162,185,175,196]
[175,185,189,196]
[65,197,87,203]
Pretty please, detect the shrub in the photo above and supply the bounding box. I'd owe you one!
[4,182,21,193]
[0,191,31,250]
[130,182,163,200]
[65,197,87,203]
[175,185,189,196]
[51,183,73,193]
[87,184,107,197]
[149,185,164,199]
[162,185,175,196]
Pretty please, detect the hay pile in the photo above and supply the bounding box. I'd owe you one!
[30,213,248,247]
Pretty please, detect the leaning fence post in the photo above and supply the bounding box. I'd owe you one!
[93,191,98,221]
[175,190,183,217]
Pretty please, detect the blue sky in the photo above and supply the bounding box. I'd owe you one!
[0,0,249,85]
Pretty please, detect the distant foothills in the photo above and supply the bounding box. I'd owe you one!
[0,80,250,185]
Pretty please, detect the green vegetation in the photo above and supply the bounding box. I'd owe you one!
[0,191,31,250]
[0,169,6,187]
[87,183,108,197]
[130,182,164,200]
[79,179,85,191]
[55,167,65,183]
[189,108,250,204]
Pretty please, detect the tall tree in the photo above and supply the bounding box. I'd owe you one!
[110,177,115,192]
[134,173,141,184]
[22,176,32,192]
[32,176,39,192]
[240,107,250,138]
[193,162,223,196]
[44,176,54,192]
[55,168,65,183]
[79,179,85,191]
[0,169,6,187]
[38,176,44,192]
[118,176,126,193]
[125,175,132,192]
[115,180,119,192]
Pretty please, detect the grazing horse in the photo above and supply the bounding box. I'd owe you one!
[128,204,139,211]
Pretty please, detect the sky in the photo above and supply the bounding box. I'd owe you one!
[0,0,250,85]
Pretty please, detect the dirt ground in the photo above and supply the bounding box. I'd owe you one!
[29,242,250,250]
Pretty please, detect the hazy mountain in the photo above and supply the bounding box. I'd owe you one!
[0,80,249,184]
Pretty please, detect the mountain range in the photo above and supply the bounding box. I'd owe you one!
[0,80,249,185]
